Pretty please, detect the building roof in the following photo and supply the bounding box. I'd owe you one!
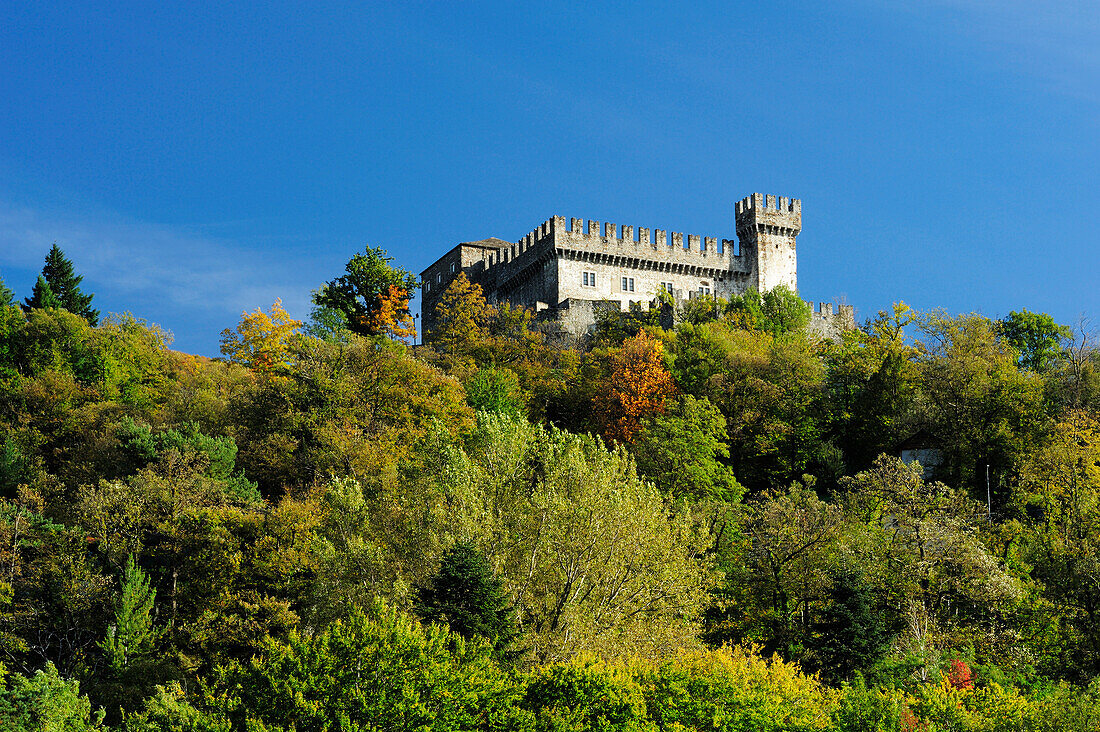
[459,237,512,249]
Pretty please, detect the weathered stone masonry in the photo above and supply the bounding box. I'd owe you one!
[420,193,854,339]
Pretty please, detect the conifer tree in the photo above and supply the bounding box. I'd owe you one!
[24,275,61,311]
[0,272,13,307]
[415,541,514,652]
[25,244,98,324]
[100,556,159,671]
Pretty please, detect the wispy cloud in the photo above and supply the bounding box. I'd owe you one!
[0,200,317,320]
[876,0,1100,105]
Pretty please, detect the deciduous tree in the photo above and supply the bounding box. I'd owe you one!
[313,247,417,337]
[219,299,302,372]
[593,331,676,444]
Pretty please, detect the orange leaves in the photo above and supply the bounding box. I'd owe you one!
[364,285,416,341]
[220,299,303,372]
[594,331,676,444]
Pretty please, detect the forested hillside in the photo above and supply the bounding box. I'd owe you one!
[1,251,1099,730]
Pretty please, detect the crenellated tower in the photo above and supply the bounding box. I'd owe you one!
[735,193,801,292]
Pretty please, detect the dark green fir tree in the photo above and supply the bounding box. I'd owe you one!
[24,275,62,311]
[24,244,99,324]
[415,541,515,653]
[0,272,13,307]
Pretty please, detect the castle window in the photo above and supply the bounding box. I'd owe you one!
[450,263,456,273]
[699,286,711,296]
[621,277,634,292]
[436,274,442,284]
[583,271,597,287]
[425,281,430,293]
[661,282,674,295]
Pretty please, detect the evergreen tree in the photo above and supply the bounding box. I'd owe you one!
[23,275,61,311]
[25,244,98,324]
[100,556,159,671]
[415,541,514,652]
[0,273,13,307]
[814,569,895,683]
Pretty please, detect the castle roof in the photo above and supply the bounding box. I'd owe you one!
[459,237,512,249]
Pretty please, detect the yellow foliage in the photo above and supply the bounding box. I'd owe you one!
[364,285,416,341]
[220,299,302,372]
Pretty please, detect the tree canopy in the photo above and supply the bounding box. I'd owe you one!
[312,247,417,338]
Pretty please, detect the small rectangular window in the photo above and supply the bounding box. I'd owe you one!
[425,281,431,292]
[450,263,456,273]
[583,271,597,287]
[661,282,674,295]
[699,286,711,296]
[436,274,442,284]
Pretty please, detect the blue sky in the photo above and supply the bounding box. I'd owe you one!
[1,1,1097,355]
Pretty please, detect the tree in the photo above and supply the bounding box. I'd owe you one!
[0,664,106,731]
[24,244,98,324]
[197,602,520,732]
[219,299,302,372]
[440,413,715,663]
[726,285,811,337]
[814,569,895,683]
[365,284,416,341]
[998,309,1071,373]
[0,274,13,308]
[415,541,515,652]
[464,367,526,417]
[918,311,1047,495]
[100,556,159,671]
[592,331,677,444]
[633,394,742,501]
[430,272,490,355]
[312,247,417,337]
[23,275,61,311]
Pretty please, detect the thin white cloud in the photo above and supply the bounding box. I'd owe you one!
[874,0,1100,105]
[0,200,315,319]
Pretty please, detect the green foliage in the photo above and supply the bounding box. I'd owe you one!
[0,274,16,309]
[670,322,825,490]
[998,309,1071,373]
[203,601,522,732]
[416,541,515,652]
[521,656,650,732]
[633,394,742,501]
[100,556,160,671]
[0,663,105,731]
[464,367,526,417]
[643,646,838,731]
[830,675,905,732]
[24,274,61,311]
[312,246,417,337]
[23,244,99,325]
[726,285,811,337]
[813,570,895,683]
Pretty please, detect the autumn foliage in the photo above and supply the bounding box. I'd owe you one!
[365,284,416,340]
[594,331,677,443]
[946,659,974,690]
[220,298,303,372]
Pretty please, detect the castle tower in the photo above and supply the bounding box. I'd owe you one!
[735,193,801,292]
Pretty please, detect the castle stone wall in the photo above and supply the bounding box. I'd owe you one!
[418,193,852,341]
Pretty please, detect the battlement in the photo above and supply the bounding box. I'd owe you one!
[556,215,725,258]
[735,192,801,216]
[480,213,745,280]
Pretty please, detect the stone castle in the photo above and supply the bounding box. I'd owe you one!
[420,193,854,339]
